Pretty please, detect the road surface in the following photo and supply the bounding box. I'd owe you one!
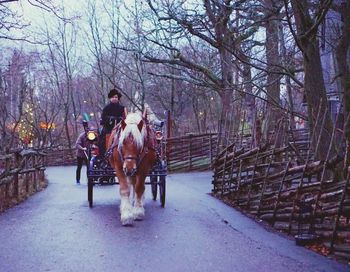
[0,166,348,272]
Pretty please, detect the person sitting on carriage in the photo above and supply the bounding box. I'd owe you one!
[99,88,128,156]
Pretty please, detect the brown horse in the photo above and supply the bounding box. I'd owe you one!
[108,112,156,225]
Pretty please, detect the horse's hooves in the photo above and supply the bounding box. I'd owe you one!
[133,207,145,221]
[121,217,134,226]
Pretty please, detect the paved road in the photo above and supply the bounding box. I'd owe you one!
[0,166,348,272]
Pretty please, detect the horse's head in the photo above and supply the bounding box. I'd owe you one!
[118,112,145,176]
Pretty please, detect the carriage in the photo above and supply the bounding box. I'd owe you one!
[84,117,167,209]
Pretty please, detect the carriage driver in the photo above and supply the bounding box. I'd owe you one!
[100,88,128,155]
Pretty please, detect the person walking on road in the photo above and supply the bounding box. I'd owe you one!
[75,121,89,184]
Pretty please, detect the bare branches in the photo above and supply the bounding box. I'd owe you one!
[143,52,221,87]
[299,0,332,40]
[1,0,76,44]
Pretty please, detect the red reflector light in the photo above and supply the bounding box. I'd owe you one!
[155,131,163,140]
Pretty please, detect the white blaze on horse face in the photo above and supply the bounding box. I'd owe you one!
[119,112,145,151]
[121,137,139,176]
[119,112,146,176]
[123,160,137,176]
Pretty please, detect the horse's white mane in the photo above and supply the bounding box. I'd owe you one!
[118,112,145,150]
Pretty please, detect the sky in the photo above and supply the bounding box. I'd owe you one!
[1,1,83,50]
[5,0,137,50]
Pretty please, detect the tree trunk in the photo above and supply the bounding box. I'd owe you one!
[333,0,350,168]
[303,40,336,160]
[290,0,336,161]
[204,0,235,150]
[264,0,282,142]
[217,47,234,149]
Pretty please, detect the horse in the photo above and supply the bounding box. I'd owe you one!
[108,112,156,226]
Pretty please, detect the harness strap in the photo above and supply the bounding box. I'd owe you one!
[104,125,121,159]
[108,120,154,173]
[136,148,148,169]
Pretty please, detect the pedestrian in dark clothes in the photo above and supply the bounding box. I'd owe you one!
[75,121,89,184]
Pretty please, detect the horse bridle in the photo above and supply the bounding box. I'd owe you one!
[106,120,151,176]
[118,146,148,176]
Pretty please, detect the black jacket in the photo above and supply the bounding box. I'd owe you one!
[101,102,125,133]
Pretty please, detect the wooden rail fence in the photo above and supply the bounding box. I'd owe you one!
[0,150,47,213]
[44,148,76,166]
[212,140,350,260]
[166,133,218,172]
[42,133,219,172]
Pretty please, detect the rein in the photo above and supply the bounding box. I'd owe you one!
[104,124,121,160]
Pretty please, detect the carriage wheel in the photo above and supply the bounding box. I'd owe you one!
[88,178,93,208]
[150,175,158,201]
[159,175,166,208]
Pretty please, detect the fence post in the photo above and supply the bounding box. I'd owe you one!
[209,133,213,166]
[189,134,193,171]
[34,153,40,191]
[14,152,20,200]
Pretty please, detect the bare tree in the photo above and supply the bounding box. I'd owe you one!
[331,0,350,167]
[41,16,80,149]
[284,0,336,161]
[0,0,69,43]
[262,0,282,139]
[144,0,247,145]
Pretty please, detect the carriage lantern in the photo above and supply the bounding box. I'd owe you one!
[87,131,97,141]
[152,119,164,143]
[87,131,99,157]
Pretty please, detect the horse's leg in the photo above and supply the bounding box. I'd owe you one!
[119,176,134,226]
[133,175,146,220]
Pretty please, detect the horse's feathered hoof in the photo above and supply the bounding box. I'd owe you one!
[121,216,134,226]
[133,206,145,221]
[120,206,134,226]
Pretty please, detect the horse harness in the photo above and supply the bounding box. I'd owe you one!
[104,122,154,173]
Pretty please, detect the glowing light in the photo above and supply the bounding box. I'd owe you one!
[18,102,35,145]
[39,122,56,129]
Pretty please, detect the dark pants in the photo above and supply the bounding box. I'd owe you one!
[76,156,88,182]
[99,129,106,156]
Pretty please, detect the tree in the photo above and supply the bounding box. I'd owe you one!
[331,0,350,167]
[144,0,257,145]
[0,0,65,43]
[285,0,336,161]
[262,0,282,138]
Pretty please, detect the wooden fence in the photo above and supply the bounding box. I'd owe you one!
[166,133,218,172]
[43,148,76,166]
[212,139,350,260]
[0,150,47,213]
